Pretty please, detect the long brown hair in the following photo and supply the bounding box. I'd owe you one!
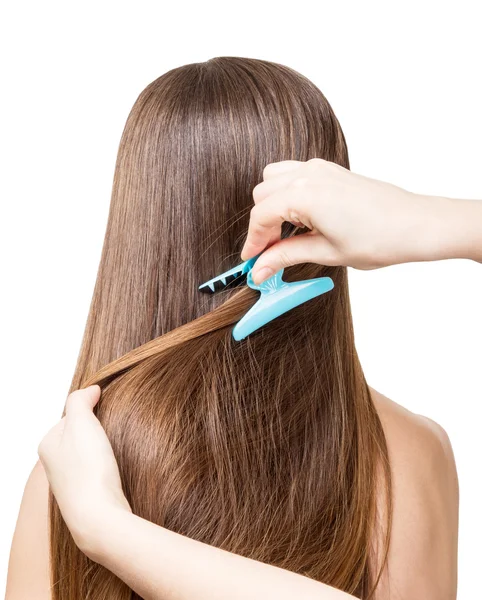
[49,57,391,599]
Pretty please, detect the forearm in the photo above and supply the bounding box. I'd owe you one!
[82,508,355,600]
[422,196,482,263]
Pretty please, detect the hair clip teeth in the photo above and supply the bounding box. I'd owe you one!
[199,255,334,340]
[198,257,258,294]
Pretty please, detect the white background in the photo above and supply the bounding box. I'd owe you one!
[1,1,481,596]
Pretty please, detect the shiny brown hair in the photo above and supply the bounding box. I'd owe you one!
[49,57,391,599]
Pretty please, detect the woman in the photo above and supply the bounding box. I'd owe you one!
[6,57,460,599]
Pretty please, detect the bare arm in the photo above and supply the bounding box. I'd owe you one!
[5,461,50,600]
[80,510,355,600]
[35,387,356,600]
[5,460,354,600]
[12,389,458,600]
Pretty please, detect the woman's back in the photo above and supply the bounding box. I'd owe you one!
[6,388,458,599]
[371,388,458,599]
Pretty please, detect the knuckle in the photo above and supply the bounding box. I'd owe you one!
[249,206,266,234]
[262,162,277,179]
[289,176,310,190]
[306,157,326,172]
[250,204,259,219]
[288,210,301,224]
[252,182,265,203]
[277,248,294,268]
[307,157,324,167]
[305,157,339,175]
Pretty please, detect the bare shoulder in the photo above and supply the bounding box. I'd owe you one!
[371,387,456,462]
[6,460,51,600]
[370,387,459,600]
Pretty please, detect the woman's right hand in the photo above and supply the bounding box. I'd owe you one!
[241,158,477,284]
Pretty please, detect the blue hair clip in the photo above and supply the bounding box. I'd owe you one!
[199,255,334,341]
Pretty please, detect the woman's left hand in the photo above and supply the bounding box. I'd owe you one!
[37,386,359,600]
[38,385,132,552]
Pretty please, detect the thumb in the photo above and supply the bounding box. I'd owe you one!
[65,385,102,417]
[251,234,340,284]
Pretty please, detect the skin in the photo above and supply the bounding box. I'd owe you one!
[6,387,458,600]
[6,159,467,598]
[9,387,354,600]
[371,389,458,599]
[241,158,482,283]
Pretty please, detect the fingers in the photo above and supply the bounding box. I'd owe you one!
[38,386,102,476]
[253,161,303,204]
[243,160,321,260]
[262,160,303,180]
[254,158,331,203]
[241,183,314,260]
[242,158,331,260]
[250,233,340,284]
[65,385,102,417]
[241,205,285,261]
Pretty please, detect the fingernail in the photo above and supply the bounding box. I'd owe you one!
[253,267,274,284]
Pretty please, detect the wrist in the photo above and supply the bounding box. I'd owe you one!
[384,191,447,265]
[451,199,482,262]
[70,501,132,562]
[414,194,455,262]
[423,196,482,262]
